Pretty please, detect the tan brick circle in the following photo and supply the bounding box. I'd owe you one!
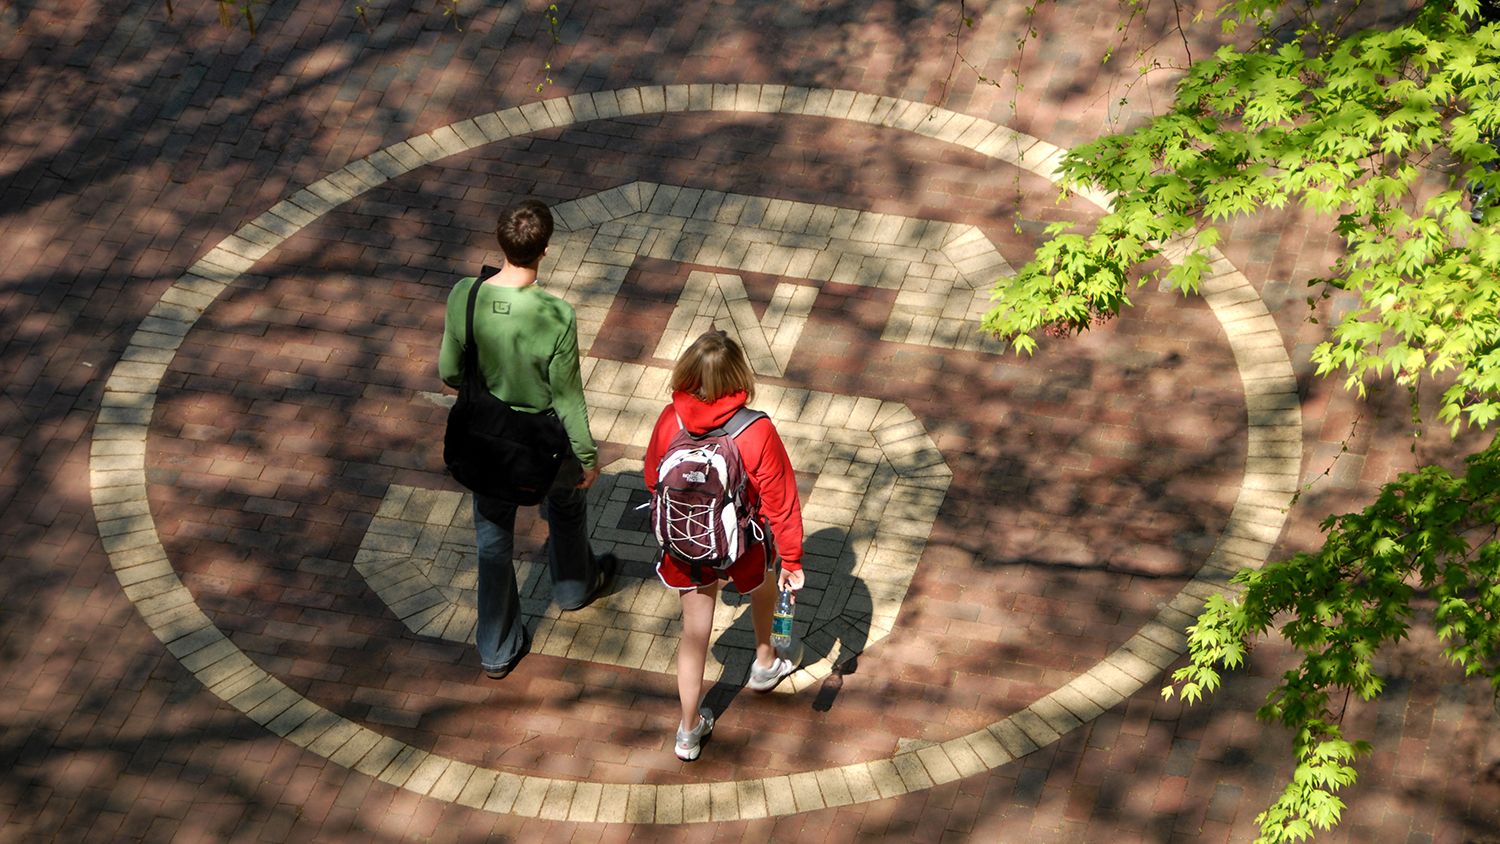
[90,85,1300,821]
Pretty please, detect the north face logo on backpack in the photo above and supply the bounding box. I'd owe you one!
[647,407,768,573]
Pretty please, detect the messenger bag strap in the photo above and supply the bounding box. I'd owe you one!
[462,276,482,387]
[461,266,505,397]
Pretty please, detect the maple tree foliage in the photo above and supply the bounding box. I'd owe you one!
[985,0,1500,839]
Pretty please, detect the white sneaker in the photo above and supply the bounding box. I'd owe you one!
[675,707,714,761]
[747,656,796,692]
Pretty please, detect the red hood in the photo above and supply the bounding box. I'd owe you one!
[670,390,748,434]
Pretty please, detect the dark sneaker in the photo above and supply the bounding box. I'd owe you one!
[674,707,714,761]
[483,633,531,680]
[562,553,618,612]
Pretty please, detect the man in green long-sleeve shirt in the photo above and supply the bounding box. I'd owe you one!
[439,199,614,680]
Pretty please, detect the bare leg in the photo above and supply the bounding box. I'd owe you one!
[677,581,719,730]
[748,573,776,669]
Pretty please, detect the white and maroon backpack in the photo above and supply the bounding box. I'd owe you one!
[648,407,769,583]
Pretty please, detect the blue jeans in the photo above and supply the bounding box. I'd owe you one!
[472,458,597,672]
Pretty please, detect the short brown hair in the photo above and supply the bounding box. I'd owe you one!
[671,329,756,402]
[495,199,553,266]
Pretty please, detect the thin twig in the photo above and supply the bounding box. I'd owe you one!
[937,0,970,109]
[1172,0,1192,65]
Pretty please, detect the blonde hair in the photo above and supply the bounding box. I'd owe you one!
[671,329,756,402]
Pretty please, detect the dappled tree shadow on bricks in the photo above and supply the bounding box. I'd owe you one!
[883,320,1243,687]
[0,638,425,842]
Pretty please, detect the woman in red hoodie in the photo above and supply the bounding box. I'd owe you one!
[644,329,805,761]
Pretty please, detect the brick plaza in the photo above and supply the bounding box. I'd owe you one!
[3,1,1499,841]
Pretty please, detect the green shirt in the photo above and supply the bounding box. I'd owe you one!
[439,277,598,470]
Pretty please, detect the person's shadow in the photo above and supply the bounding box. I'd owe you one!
[703,526,871,716]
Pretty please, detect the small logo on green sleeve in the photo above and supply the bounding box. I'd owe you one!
[492,301,511,314]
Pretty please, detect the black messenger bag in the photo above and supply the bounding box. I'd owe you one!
[442,270,570,505]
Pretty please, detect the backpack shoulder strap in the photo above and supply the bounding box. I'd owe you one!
[723,407,768,439]
[685,407,769,440]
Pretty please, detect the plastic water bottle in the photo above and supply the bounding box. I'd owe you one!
[771,587,794,650]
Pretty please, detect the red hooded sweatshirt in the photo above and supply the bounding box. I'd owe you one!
[644,390,804,573]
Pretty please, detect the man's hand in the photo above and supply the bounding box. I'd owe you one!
[577,464,600,490]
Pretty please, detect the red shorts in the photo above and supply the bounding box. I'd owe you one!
[656,543,773,593]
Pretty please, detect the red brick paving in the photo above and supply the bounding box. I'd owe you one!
[4,0,1500,841]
